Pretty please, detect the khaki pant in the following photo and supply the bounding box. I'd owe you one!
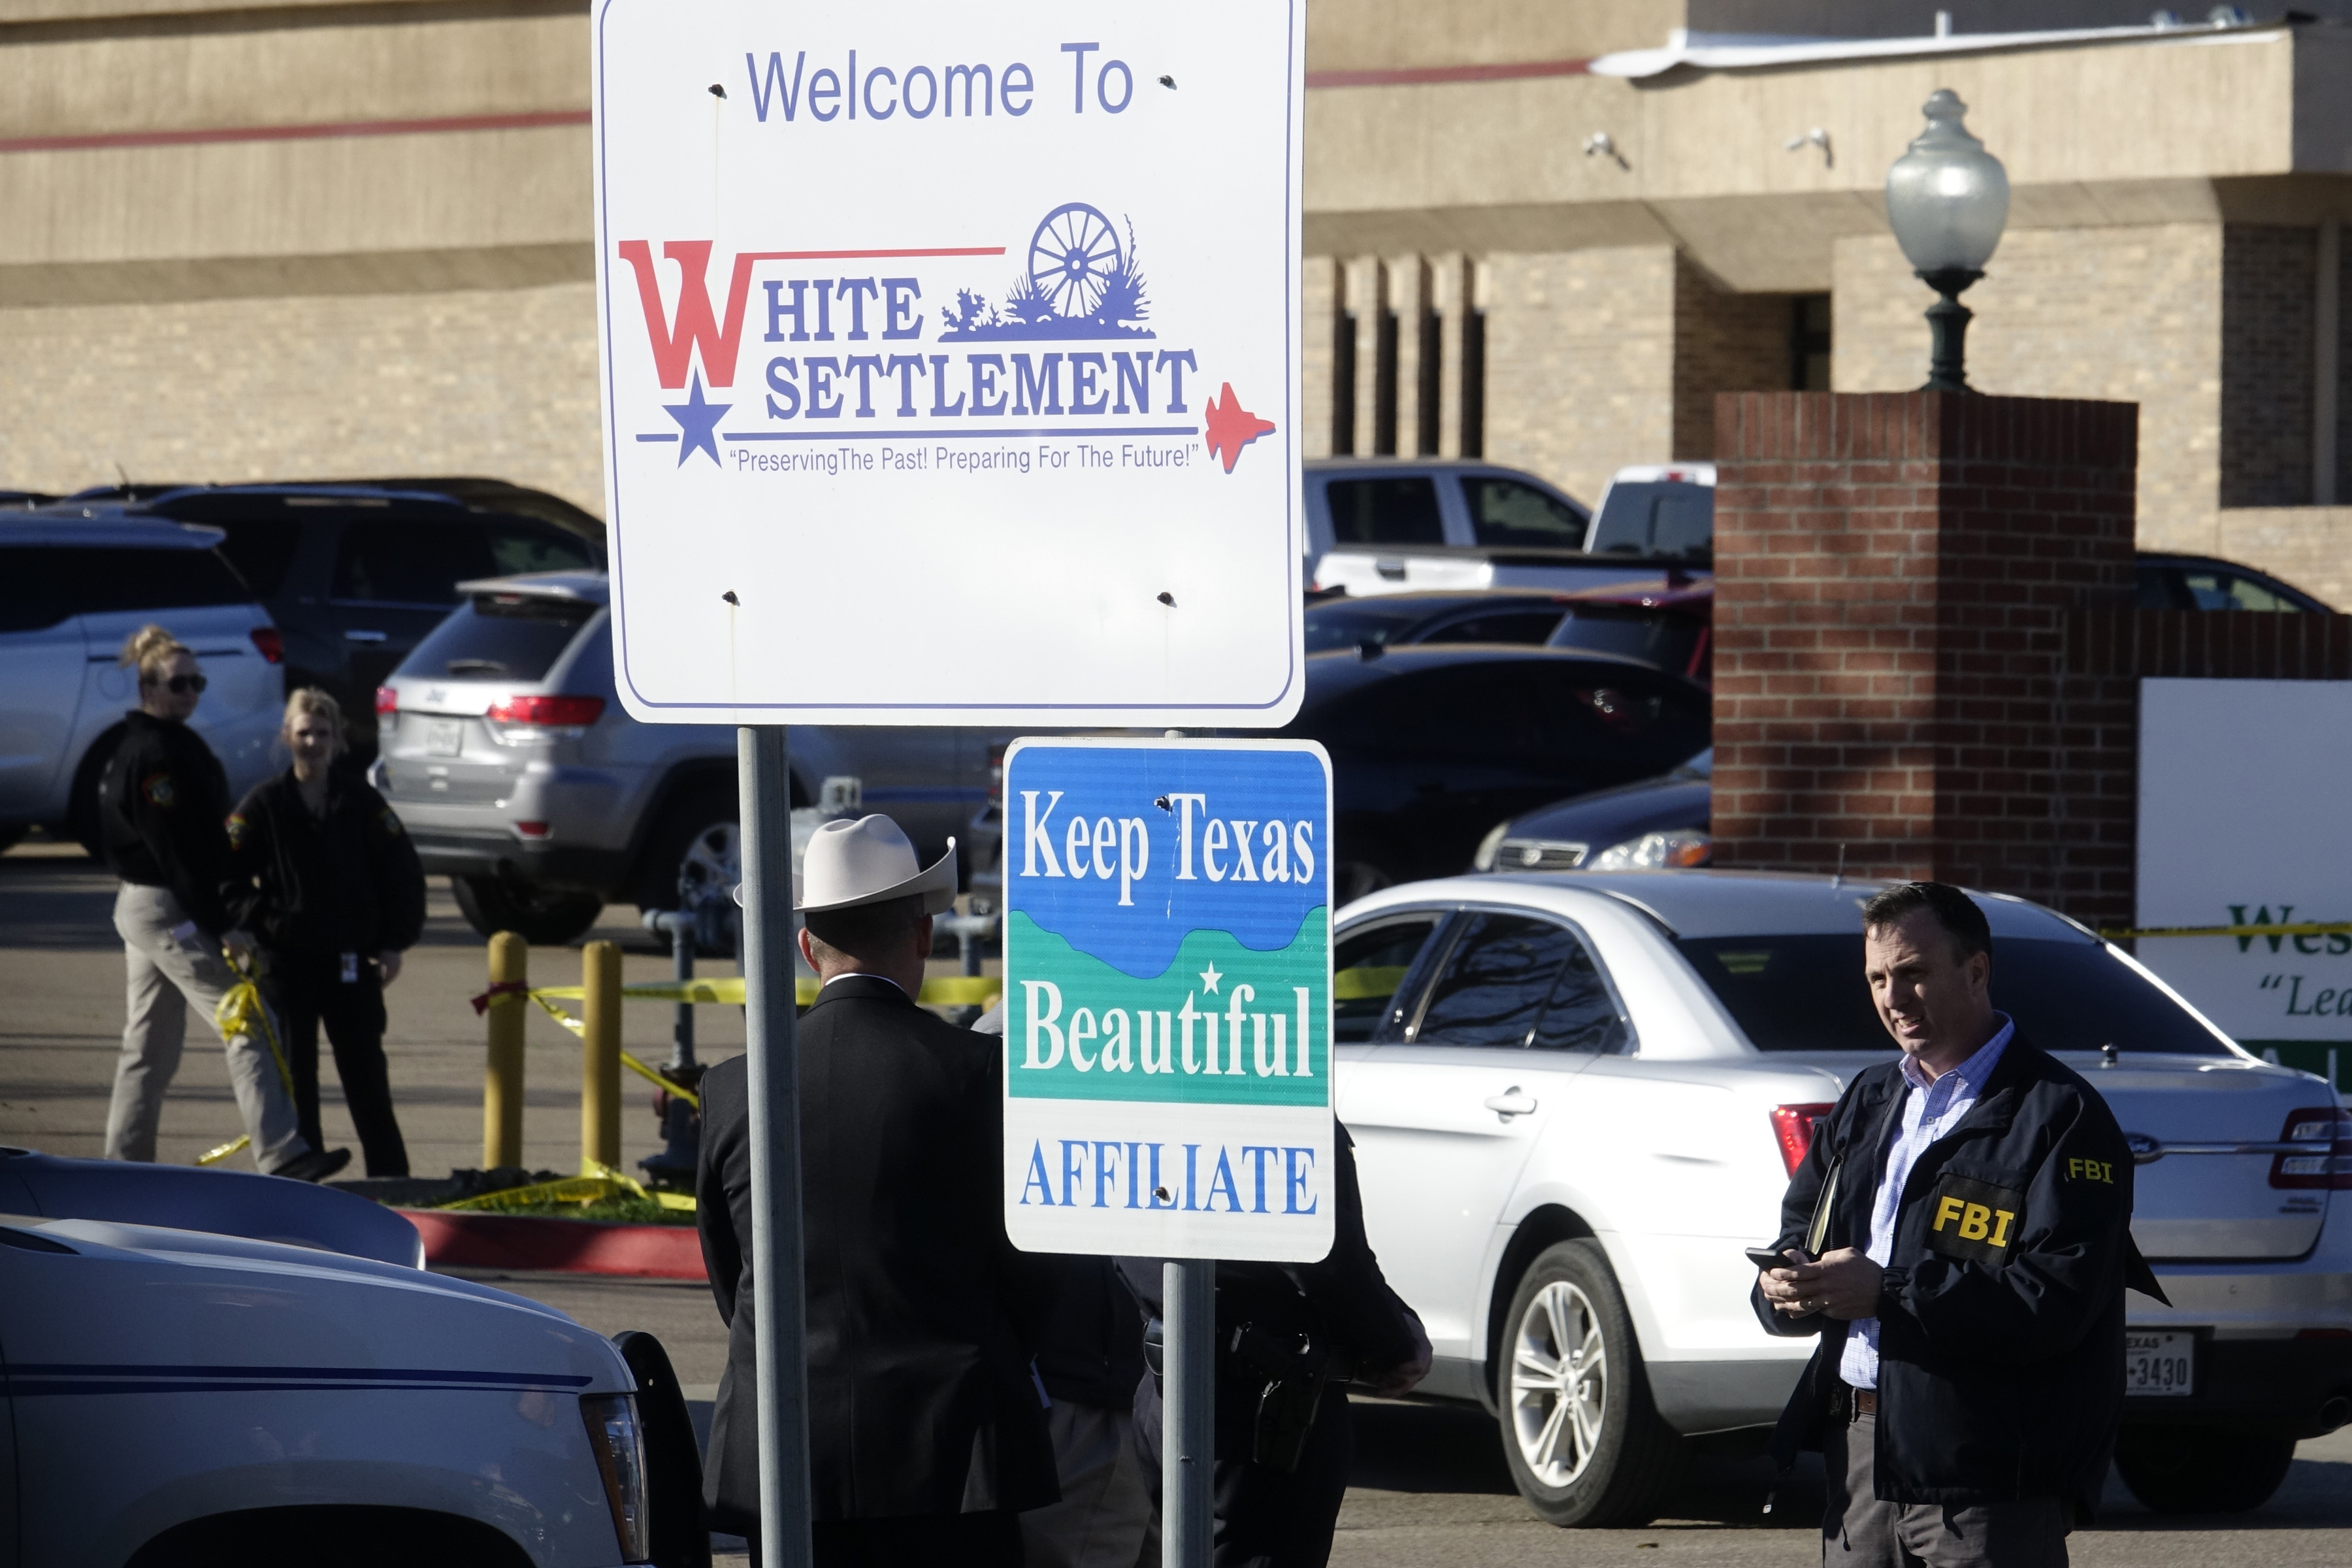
[1827,1407,2069,1568]
[1020,1399,1157,1568]
[105,884,309,1173]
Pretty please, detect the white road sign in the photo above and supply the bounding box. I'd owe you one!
[2138,678,2352,1064]
[1002,738,1334,1262]
[591,1,1306,726]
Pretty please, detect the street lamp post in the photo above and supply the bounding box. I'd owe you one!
[1884,89,2010,393]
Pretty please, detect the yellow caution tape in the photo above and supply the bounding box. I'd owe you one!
[477,972,1008,1122]
[584,1160,696,1212]
[197,955,299,1168]
[2101,921,2352,941]
[502,991,702,1109]
[434,1161,696,1215]
[526,974,1002,1009]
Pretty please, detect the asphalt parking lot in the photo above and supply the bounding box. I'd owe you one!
[7,838,2352,1565]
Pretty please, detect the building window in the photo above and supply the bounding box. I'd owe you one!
[1332,305,1358,456]
[1791,294,1832,391]
[1461,306,1486,458]
[1372,304,1400,455]
[1416,306,1443,457]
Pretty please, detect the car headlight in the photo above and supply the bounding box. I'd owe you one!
[1473,820,1511,871]
[1587,829,1713,871]
[580,1392,648,1561]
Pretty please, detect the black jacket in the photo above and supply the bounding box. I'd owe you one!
[97,710,239,936]
[1120,1124,1421,1380]
[1036,1254,1149,1411]
[226,767,427,958]
[1754,1033,2157,1520]
[696,976,1058,1533]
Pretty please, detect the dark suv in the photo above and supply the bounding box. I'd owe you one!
[97,485,604,760]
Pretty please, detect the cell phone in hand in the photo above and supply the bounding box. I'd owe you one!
[1747,1246,1798,1273]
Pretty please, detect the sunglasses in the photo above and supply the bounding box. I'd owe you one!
[161,674,208,694]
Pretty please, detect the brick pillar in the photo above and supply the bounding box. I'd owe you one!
[1711,393,2140,930]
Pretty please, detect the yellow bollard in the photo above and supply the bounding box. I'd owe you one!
[484,932,528,1170]
[581,939,623,1174]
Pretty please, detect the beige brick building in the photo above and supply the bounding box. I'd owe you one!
[3,1,2350,602]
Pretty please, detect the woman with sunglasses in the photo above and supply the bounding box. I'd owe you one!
[225,687,426,1179]
[96,625,347,1182]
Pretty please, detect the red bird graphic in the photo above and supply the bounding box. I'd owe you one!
[1203,383,1277,473]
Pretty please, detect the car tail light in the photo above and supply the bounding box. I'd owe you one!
[249,627,284,664]
[375,685,399,718]
[487,694,605,727]
[483,694,604,743]
[2270,1107,2352,1190]
[987,743,1007,808]
[514,821,552,840]
[579,1393,647,1562]
[1771,1103,1836,1176]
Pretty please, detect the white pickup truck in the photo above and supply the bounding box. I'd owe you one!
[0,1162,700,1567]
[1304,458,1711,600]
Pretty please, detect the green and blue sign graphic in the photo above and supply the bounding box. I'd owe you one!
[1002,738,1334,1262]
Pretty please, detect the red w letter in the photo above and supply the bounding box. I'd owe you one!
[616,240,760,389]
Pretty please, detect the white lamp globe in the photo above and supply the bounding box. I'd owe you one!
[1884,90,2010,274]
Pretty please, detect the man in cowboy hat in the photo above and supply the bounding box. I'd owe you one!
[696,814,1058,1567]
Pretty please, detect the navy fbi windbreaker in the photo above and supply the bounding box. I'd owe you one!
[1752,1034,2164,1522]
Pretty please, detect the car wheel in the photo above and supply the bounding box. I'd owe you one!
[1497,1239,1686,1527]
[2112,1424,2296,1514]
[450,875,604,947]
[632,791,740,913]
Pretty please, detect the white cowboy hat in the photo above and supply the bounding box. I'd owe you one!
[796,814,957,915]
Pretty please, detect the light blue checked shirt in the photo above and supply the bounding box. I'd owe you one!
[1839,1014,2015,1391]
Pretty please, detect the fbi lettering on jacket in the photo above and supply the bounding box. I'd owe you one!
[1925,1173,2025,1267]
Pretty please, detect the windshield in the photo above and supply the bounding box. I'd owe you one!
[1678,934,2229,1056]
[398,595,598,682]
[1547,604,1705,676]
[1590,483,1714,561]
[1303,600,1433,654]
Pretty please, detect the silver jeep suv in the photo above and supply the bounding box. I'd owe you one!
[374,571,1004,942]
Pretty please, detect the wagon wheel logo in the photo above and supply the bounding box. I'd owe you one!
[1029,203,1124,319]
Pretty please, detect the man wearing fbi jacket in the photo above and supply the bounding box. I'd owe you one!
[697,815,1058,1567]
[1753,881,2165,1567]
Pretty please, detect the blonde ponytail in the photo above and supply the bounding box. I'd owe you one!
[120,625,190,687]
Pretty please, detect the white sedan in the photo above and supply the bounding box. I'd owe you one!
[0,1209,675,1567]
[1333,870,2352,1526]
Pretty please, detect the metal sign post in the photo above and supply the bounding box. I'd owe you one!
[740,726,811,1568]
[1162,1258,1217,1565]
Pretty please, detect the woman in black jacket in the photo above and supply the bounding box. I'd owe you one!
[227,687,427,1178]
[99,625,340,1180]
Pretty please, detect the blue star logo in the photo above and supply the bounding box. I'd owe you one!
[663,372,730,467]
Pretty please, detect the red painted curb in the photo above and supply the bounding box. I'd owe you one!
[402,1209,706,1280]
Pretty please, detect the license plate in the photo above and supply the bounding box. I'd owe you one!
[2124,1331,2195,1396]
[425,720,464,758]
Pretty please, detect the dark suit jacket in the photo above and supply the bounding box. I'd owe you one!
[697,974,1058,1532]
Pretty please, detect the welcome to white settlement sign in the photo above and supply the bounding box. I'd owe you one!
[591,1,1306,727]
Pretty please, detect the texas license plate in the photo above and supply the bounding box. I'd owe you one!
[425,720,464,758]
[2123,1331,2194,1396]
